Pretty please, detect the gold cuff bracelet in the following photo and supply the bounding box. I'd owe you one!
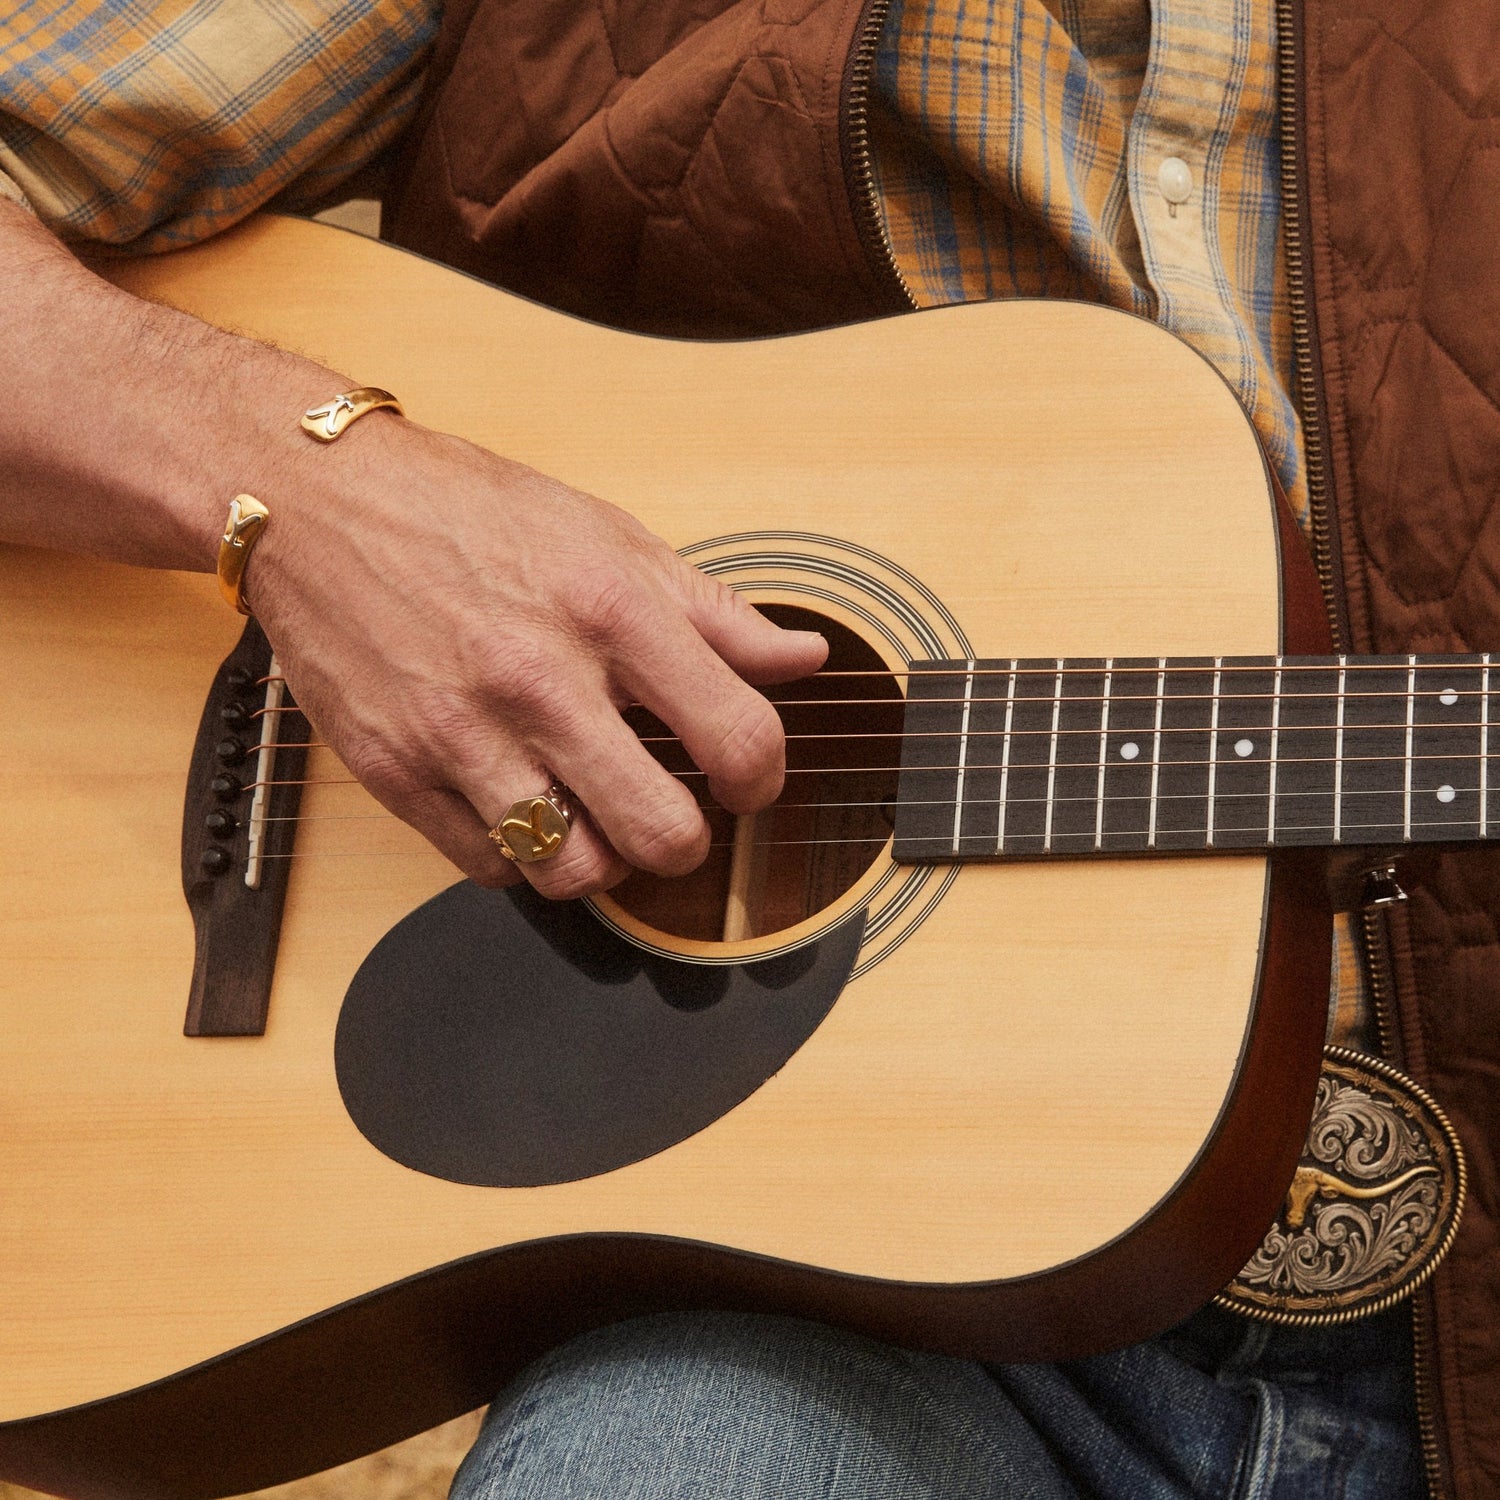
[300,386,405,442]
[217,388,403,615]
[217,494,269,616]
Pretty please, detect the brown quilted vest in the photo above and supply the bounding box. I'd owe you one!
[385,1,1500,1491]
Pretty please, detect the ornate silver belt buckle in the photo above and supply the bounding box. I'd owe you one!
[1216,1046,1466,1326]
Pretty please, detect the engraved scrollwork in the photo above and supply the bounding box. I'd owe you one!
[1306,1075,1429,1180]
[1217,1049,1465,1326]
[1234,1175,1441,1298]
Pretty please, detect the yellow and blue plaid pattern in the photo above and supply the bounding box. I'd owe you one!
[871,0,1306,531]
[0,0,436,250]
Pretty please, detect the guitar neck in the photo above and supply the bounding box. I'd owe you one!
[893,654,1500,859]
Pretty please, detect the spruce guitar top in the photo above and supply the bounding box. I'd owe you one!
[1,215,1467,1499]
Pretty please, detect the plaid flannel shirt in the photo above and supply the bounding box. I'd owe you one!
[0,0,434,250]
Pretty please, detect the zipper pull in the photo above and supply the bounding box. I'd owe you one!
[1360,863,1408,908]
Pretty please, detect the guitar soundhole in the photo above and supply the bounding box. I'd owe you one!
[612,606,902,942]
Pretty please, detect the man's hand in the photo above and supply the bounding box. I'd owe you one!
[0,201,825,895]
[250,419,827,896]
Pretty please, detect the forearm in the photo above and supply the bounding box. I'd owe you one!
[0,199,352,571]
[0,200,823,899]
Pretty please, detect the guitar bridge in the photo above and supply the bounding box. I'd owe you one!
[180,620,310,1035]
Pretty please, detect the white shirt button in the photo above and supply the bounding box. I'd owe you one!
[1157,156,1194,206]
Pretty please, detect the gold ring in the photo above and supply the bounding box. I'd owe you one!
[488,782,573,864]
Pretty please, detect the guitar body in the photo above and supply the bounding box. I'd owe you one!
[0,218,1330,1499]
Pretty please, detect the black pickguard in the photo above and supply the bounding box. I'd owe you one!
[334,883,865,1187]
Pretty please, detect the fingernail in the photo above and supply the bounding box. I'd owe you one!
[790,630,826,644]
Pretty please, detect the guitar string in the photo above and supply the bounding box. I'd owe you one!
[254,774,1498,826]
[251,808,1500,862]
[242,746,1500,794]
[245,712,1500,749]
[255,661,1500,686]
[252,686,1495,718]
[240,769,1497,858]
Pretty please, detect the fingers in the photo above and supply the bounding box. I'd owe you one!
[608,608,791,815]
[668,562,828,686]
[398,774,634,898]
[452,702,710,891]
[491,801,631,902]
[377,782,523,889]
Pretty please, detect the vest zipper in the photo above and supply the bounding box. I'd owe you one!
[1359,907,1451,1500]
[843,0,918,311]
[1275,0,1345,647]
[1277,2,1447,1494]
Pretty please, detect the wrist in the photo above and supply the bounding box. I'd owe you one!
[0,220,376,576]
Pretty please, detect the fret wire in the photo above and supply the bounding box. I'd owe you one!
[996,659,1018,855]
[1094,657,1114,852]
[1485,655,1492,840]
[1043,659,1064,853]
[1267,659,1283,843]
[1402,655,1416,841]
[1334,660,1347,842]
[951,660,976,857]
[1147,658,1166,848]
[1206,658,1222,847]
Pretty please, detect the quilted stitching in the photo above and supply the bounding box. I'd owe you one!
[1309,3,1500,1492]
[384,0,900,336]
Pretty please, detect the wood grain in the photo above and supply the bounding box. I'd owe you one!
[0,217,1312,1452]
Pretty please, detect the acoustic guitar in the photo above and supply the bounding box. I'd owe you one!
[1,215,1473,1499]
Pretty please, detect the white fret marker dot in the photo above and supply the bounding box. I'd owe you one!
[1234,739,1255,758]
[1441,689,1459,706]
[1119,741,1140,760]
[1436,784,1456,803]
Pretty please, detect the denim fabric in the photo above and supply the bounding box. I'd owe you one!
[450,1304,1422,1499]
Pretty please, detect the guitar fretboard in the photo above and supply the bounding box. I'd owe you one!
[891,655,1498,860]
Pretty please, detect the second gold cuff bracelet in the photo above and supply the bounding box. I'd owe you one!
[215,387,406,615]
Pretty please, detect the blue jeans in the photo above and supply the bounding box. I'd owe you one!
[450,1304,1422,1499]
